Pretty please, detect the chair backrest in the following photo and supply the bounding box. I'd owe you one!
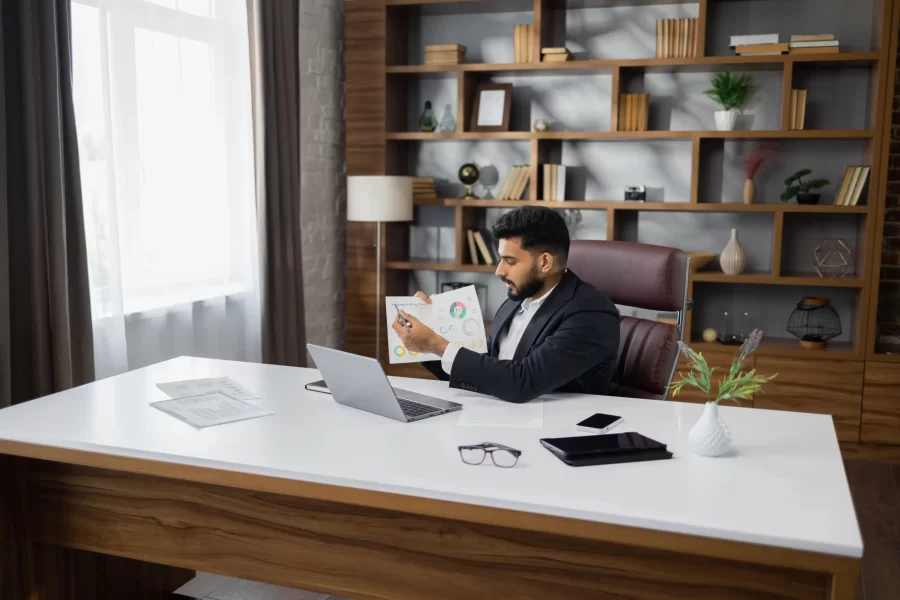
[568,240,689,400]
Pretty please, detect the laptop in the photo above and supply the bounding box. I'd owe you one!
[306,344,463,423]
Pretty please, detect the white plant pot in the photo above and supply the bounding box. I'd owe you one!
[714,109,739,131]
[688,402,734,457]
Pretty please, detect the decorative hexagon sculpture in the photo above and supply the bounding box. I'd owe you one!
[814,238,853,279]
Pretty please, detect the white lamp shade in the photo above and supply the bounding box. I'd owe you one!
[347,176,413,222]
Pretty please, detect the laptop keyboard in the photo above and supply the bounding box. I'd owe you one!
[397,398,439,419]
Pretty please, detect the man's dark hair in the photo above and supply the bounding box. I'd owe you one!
[491,206,570,266]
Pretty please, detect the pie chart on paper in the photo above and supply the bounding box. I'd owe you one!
[462,318,478,336]
[449,301,467,319]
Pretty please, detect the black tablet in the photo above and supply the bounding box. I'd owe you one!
[540,432,672,466]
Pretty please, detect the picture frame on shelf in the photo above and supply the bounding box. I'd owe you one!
[470,83,512,132]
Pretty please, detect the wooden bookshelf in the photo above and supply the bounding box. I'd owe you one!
[385,52,881,73]
[415,199,873,213]
[387,130,875,140]
[348,0,900,447]
[690,273,866,288]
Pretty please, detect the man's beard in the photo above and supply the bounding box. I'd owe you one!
[502,267,544,301]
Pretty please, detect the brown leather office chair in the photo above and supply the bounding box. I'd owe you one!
[568,240,690,400]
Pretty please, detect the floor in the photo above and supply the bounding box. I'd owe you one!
[172,573,346,600]
[845,460,900,600]
[172,460,900,600]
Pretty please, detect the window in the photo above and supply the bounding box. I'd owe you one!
[71,0,256,318]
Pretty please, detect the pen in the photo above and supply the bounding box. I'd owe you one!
[394,303,412,328]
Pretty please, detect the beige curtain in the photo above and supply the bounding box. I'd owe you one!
[0,0,94,408]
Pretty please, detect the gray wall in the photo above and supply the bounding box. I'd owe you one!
[299,0,345,351]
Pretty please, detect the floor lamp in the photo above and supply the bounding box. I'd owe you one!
[347,176,413,361]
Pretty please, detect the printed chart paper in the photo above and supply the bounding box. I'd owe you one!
[150,392,274,428]
[386,285,488,364]
[157,377,258,402]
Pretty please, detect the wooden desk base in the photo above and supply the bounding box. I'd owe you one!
[0,455,859,600]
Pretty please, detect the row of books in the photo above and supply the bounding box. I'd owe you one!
[789,89,807,130]
[496,165,531,200]
[513,25,534,63]
[542,165,567,201]
[617,93,650,132]
[730,34,839,56]
[413,177,437,203]
[834,166,870,206]
[655,18,700,59]
[466,229,500,265]
[424,44,466,66]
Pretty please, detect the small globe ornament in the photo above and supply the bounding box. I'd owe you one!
[458,163,480,199]
[814,238,852,279]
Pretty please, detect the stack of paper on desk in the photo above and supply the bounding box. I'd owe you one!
[385,284,488,364]
[153,377,272,428]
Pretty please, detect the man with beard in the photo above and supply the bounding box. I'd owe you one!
[392,206,620,404]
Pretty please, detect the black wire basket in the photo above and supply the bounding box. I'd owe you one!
[786,297,842,350]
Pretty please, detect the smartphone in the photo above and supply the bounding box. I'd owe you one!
[576,413,623,434]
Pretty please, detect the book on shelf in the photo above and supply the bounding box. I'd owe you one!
[656,18,699,58]
[466,230,480,265]
[413,177,438,202]
[498,165,530,200]
[617,93,649,132]
[789,40,840,48]
[789,89,807,130]
[541,47,571,62]
[788,39,840,55]
[514,24,534,63]
[791,34,835,42]
[729,34,779,47]
[790,46,840,54]
[472,231,494,265]
[541,164,566,201]
[735,43,789,55]
[424,44,466,65]
[835,165,870,206]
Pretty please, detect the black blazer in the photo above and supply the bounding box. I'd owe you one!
[422,270,620,403]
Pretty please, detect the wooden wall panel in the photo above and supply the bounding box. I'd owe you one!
[346,0,387,357]
[860,362,900,445]
[754,358,864,443]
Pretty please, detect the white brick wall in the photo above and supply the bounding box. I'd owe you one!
[298,0,346,351]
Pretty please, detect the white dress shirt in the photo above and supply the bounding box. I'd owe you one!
[441,282,560,375]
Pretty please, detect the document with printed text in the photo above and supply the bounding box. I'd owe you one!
[156,376,258,402]
[150,392,274,428]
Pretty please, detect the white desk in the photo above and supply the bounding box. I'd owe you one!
[0,357,863,600]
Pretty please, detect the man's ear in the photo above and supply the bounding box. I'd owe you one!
[539,252,554,274]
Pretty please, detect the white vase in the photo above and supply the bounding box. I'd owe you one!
[714,109,739,131]
[719,228,747,275]
[688,402,734,457]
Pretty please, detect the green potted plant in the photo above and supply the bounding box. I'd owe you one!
[670,329,777,457]
[703,70,755,131]
[780,169,829,204]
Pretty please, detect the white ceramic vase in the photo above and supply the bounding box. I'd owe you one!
[714,109,739,131]
[719,228,747,275]
[688,402,734,457]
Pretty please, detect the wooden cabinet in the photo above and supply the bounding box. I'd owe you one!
[754,358,863,442]
[671,350,753,407]
[860,362,900,445]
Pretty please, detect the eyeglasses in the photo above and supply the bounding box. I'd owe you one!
[458,442,522,468]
